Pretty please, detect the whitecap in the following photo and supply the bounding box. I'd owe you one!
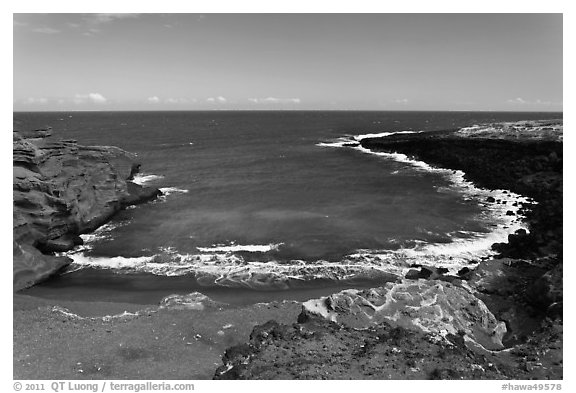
[131,173,164,185]
[159,187,190,196]
[317,130,422,149]
[67,253,157,270]
[346,144,531,274]
[63,126,536,288]
[316,136,358,148]
[315,128,533,276]
[353,130,422,141]
[67,221,128,253]
[196,243,283,253]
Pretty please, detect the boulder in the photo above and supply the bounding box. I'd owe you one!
[300,280,507,350]
[13,241,71,290]
[405,265,458,283]
[159,292,222,311]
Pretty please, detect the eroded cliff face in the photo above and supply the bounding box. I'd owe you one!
[13,128,160,291]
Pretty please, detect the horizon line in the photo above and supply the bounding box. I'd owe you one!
[12,108,564,114]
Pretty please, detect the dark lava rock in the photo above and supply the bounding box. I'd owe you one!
[405,268,431,280]
[215,313,535,380]
[122,182,163,207]
[359,132,562,261]
[37,234,83,253]
[457,267,471,277]
[405,265,456,282]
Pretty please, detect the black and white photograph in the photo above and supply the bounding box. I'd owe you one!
[11,4,565,385]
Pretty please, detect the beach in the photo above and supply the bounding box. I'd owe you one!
[14,294,301,379]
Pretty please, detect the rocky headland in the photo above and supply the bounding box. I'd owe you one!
[13,127,161,291]
[215,119,563,379]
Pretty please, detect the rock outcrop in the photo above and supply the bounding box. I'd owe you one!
[13,128,161,291]
[360,124,563,262]
[300,280,507,350]
[360,126,563,323]
[214,312,532,380]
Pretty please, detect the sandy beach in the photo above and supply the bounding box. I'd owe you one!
[13,294,300,379]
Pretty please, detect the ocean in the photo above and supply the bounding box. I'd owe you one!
[14,110,561,306]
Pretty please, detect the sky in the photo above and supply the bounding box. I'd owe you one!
[13,13,563,111]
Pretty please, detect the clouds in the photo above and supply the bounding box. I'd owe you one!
[76,14,141,36]
[15,94,108,109]
[248,97,301,105]
[207,96,227,104]
[74,93,107,104]
[142,95,302,108]
[146,96,193,105]
[24,97,48,105]
[17,93,302,110]
[14,14,140,36]
[19,94,107,106]
[17,14,143,37]
[166,97,193,104]
[506,97,561,107]
[89,14,141,24]
[506,97,528,105]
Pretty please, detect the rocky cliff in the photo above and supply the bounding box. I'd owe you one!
[360,125,563,261]
[13,127,161,291]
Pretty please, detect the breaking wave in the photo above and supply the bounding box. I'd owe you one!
[196,243,282,253]
[131,173,164,185]
[61,127,532,290]
[159,187,189,196]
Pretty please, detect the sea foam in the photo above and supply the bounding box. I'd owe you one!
[159,187,190,196]
[131,173,164,185]
[196,243,282,253]
[63,127,533,289]
[317,128,532,275]
[354,130,423,140]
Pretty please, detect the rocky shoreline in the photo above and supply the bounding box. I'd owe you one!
[214,120,563,379]
[13,120,563,380]
[13,127,161,291]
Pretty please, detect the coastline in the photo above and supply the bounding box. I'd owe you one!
[13,127,162,291]
[13,119,562,380]
[215,120,563,379]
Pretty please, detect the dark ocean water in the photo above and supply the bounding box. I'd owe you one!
[14,110,561,305]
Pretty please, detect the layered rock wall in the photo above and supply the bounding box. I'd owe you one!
[13,128,160,290]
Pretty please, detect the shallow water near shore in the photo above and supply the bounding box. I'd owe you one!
[14,110,561,306]
[23,267,392,307]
